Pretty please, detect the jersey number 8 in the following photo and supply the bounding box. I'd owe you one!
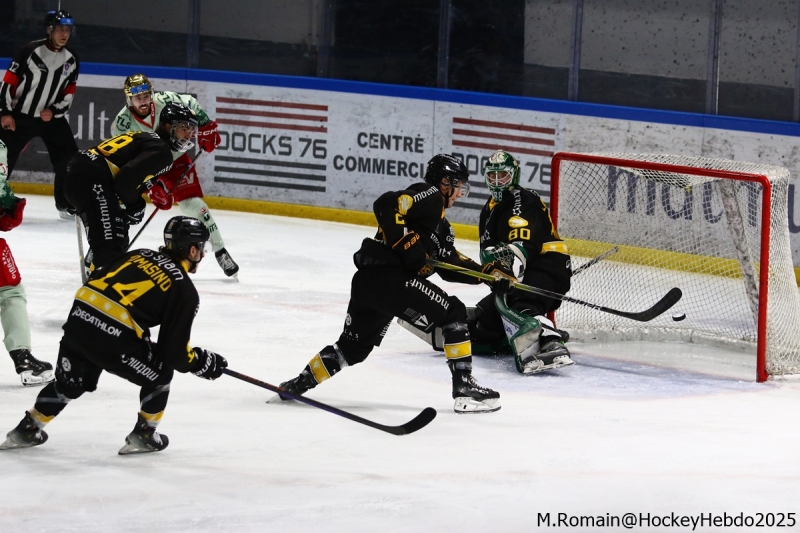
[508,228,530,241]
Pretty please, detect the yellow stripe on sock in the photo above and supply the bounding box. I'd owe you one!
[444,341,472,360]
[308,353,331,383]
[30,408,54,427]
[139,411,163,426]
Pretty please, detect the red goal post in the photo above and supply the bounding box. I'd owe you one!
[550,152,800,382]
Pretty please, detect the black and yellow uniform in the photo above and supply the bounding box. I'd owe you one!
[64,131,173,268]
[30,247,201,425]
[477,186,571,319]
[334,182,482,364]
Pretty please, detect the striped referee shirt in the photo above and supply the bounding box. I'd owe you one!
[0,39,79,119]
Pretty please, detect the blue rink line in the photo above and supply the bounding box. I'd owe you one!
[2,58,800,138]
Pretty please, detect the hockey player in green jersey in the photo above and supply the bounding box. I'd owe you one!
[0,140,55,386]
[111,74,239,278]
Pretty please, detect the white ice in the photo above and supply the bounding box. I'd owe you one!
[2,195,800,533]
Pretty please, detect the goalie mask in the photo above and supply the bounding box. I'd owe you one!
[124,74,154,108]
[158,102,198,153]
[483,150,521,202]
[423,154,470,200]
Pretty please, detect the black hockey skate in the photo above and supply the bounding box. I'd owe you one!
[10,349,54,386]
[448,360,500,414]
[118,414,169,455]
[215,248,239,278]
[537,338,574,371]
[0,411,48,450]
[269,368,317,403]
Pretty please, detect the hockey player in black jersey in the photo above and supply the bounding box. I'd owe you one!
[0,10,79,217]
[276,154,502,413]
[64,102,198,270]
[474,150,574,374]
[0,216,228,454]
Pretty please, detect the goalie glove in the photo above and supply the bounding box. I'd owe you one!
[145,179,173,210]
[480,243,527,279]
[482,260,517,294]
[392,231,429,275]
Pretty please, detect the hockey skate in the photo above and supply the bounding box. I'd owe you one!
[10,349,54,386]
[215,248,239,279]
[119,414,169,455]
[0,411,48,450]
[518,338,574,375]
[448,360,500,414]
[268,368,317,404]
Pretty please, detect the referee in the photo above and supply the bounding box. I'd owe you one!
[0,9,79,218]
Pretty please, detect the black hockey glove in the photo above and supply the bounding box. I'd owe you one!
[126,200,147,225]
[192,347,228,380]
[392,231,429,275]
[482,260,516,294]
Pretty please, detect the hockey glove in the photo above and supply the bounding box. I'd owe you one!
[197,120,221,153]
[0,197,26,232]
[145,179,173,211]
[482,260,516,294]
[126,200,147,226]
[392,231,428,275]
[192,347,228,380]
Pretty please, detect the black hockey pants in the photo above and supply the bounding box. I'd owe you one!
[335,265,468,365]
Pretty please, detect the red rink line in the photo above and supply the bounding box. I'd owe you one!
[217,118,327,133]
[452,128,554,146]
[216,107,328,122]
[217,96,328,111]
[453,117,555,135]
[452,139,554,157]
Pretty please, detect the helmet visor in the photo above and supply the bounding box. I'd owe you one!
[485,170,512,187]
[441,176,470,198]
[170,121,197,152]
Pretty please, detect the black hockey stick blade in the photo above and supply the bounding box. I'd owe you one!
[585,287,682,322]
[430,260,682,322]
[223,368,436,436]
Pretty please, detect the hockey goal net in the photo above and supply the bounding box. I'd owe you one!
[551,152,800,382]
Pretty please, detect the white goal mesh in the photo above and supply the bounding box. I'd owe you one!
[551,152,800,381]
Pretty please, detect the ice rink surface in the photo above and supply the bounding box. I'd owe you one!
[2,195,800,532]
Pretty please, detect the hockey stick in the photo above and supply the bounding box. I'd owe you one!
[222,368,437,436]
[127,149,205,251]
[75,215,87,284]
[572,245,619,276]
[430,260,682,322]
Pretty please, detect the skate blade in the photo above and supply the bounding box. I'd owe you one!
[20,370,55,387]
[118,437,168,455]
[453,397,501,414]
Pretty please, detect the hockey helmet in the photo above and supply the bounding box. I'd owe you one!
[164,216,209,258]
[124,74,154,107]
[44,10,75,28]
[483,150,521,201]
[423,154,470,198]
[158,102,198,153]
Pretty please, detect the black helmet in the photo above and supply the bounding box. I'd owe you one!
[158,102,198,152]
[44,10,75,27]
[164,216,209,258]
[423,154,470,198]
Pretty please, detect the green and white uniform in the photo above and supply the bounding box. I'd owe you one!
[111,92,227,253]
